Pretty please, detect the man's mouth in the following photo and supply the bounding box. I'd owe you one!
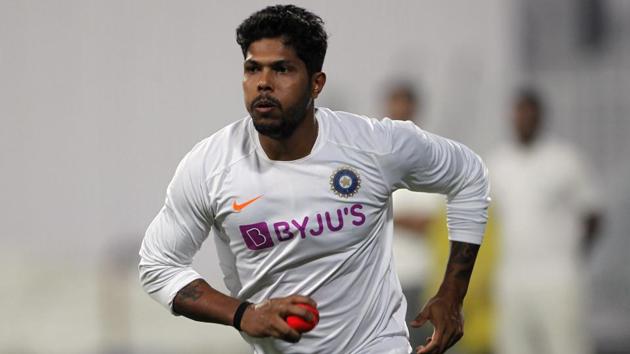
[252,97,280,114]
[255,105,275,113]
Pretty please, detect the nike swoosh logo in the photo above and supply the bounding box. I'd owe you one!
[232,195,263,212]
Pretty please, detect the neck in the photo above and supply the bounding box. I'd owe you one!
[258,107,318,161]
[518,134,537,147]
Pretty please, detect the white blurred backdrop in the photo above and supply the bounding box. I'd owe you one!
[1,0,628,353]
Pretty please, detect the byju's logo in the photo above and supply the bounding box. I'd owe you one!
[239,222,275,250]
[238,204,367,252]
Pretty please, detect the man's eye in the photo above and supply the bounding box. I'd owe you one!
[275,66,288,73]
[245,66,259,73]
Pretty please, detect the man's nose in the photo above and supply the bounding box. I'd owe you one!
[257,69,273,92]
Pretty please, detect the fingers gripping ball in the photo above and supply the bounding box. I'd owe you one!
[286,304,319,332]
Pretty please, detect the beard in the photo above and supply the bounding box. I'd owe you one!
[249,85,313,140]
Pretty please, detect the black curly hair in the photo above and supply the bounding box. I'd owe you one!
[236,5,328,77]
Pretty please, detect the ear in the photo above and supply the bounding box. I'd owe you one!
[311,72,327,99]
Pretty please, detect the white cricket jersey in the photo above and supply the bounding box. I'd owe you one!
[139,107,490,354]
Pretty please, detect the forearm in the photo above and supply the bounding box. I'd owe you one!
[172,279,317,343]
[172,278,242,325]
[436,241,480,303]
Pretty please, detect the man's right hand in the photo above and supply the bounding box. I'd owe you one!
[240,295,318,343]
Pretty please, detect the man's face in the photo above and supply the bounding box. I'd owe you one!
[243,37,313,139]
[386,89,416,121]
[514,100,540,145]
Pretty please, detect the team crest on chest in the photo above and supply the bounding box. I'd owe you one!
[330,166,361,198]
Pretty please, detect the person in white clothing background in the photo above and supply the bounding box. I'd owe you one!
[489,88,603,354]
[139,5,490,354]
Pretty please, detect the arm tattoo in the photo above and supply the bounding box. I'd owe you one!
[171,278,235,323]
[442,241,480,299]
[451,241,479,265]
[176,278,205,302]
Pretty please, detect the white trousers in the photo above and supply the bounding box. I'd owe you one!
[496,271,592,354]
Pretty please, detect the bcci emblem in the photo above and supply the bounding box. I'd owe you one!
[330,166,361,198]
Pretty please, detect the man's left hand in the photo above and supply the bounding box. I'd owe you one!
[410,294,464,354]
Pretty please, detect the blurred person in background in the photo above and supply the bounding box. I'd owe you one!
[489,88,602,354]
[139,5,491,354]
[385,82,442,350]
